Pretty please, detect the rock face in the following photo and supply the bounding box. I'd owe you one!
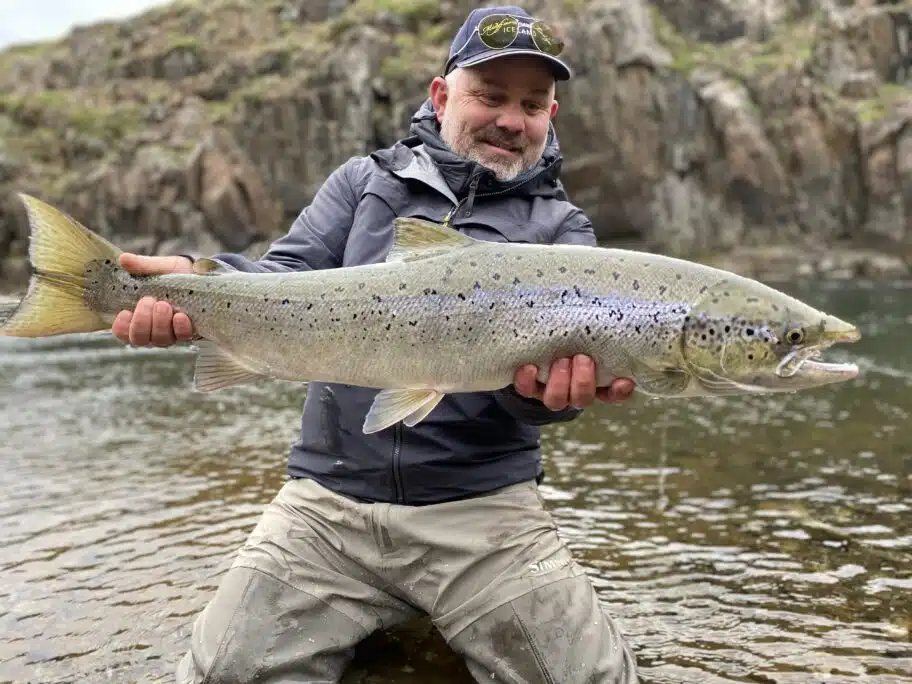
[0,0,910,291]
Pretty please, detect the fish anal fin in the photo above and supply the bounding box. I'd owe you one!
[387,217,477,263]
[362,388,445,434]
[193,340,264,392]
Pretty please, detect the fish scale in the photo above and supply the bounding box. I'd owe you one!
[0,194,862,434]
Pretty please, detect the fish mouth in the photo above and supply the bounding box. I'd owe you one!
[775,325,862,380]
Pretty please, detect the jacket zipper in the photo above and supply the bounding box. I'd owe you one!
[391,165,549,505]
[392,423,405,504]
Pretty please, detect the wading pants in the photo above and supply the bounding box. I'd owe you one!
[175,477,638,683]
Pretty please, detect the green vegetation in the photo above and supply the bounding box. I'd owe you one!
[649,6,816,77]
[854,84,911,124]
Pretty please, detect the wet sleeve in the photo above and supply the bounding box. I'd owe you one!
[492,385,584,425]
[204,159,365,273]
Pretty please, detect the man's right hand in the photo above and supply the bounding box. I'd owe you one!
[111,254,196,348]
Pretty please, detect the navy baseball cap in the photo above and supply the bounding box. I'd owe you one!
[444,6,573,81]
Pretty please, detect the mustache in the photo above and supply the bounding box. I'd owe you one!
[478,128,525,152]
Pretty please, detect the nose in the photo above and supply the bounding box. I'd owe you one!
[495,105,525,134]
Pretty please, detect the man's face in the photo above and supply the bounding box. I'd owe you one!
[430,56,559,181]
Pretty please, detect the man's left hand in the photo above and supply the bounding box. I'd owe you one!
[513,355,635,411]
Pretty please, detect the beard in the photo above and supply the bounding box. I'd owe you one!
[439,112,546,182]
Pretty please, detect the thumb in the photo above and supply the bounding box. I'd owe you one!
[119,253,193,276]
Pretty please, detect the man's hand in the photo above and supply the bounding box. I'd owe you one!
[513,355,635,410]
[111,253,196,348]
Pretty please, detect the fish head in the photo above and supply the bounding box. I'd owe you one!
[680,277,861,394]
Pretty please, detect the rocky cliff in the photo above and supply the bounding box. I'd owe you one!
[0,0,910,291]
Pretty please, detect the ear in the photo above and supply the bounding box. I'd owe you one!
[549,99,558,119]
[429,76,448,122]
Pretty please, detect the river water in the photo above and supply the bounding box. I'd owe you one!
[0,279,909,684]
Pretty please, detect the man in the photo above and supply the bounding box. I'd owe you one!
[114,6,639,683]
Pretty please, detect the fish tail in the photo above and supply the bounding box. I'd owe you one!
[0,193,122,337]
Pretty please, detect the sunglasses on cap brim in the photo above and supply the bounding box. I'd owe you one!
[453,13,565,64]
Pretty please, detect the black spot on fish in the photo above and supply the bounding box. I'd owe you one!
[527,301,534,308]
[399,283,407,291]
[676,274,682,280]
[612,272,620,280]
[385,323,391,331]
[104,259,111,265]
[633,280,640,291]
[658,285,667,295]
[226,302,231,309]
[352,313,358,320]
[513,277,521,285]
[282,298,289,305]
[536,269,544,277]
[358,283,365,289]
[457,293,466,300]
[746,328,754,336]
[474,281,482,289]
[584,268,595,275]
[559,267,567,274]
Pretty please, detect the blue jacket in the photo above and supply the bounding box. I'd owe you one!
[211,101,597,505]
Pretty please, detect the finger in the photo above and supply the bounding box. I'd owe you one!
[541,357,571,410]
[569,354,597,408]
[111,310,133,344]
[149,301,177,347]
[119,253,193,276]
[513,364,542,398]
[173,312,195,342]
[596,378,636,404]
[128,296,156,347]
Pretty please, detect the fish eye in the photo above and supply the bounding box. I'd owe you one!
[785,327,805,345]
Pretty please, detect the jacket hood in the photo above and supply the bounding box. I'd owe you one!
[398,99,568,201]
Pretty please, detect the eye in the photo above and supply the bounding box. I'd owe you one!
[785,327,805,345]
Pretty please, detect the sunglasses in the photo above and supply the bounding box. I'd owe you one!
[450,13,565,68]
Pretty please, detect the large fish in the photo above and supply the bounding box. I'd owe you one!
[1,194,860,433]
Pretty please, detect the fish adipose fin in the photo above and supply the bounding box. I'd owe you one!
[363,388,446,434]
[193,340,266,391]
[1,193,122,337]
[386,217,479,263]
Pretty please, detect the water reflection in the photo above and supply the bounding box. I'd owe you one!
[0,280,909,683]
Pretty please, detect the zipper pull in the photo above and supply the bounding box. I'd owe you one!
[464,176,480,217]
[443,206,456,227]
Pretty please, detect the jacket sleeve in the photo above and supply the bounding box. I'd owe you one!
[206,159,366,273]
[490,209,597,425]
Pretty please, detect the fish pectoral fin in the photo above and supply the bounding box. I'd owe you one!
[192,257,230,275]
[386,217,478,263]
[362,388,445,434]
[192,341,265,392]
[632,366,691,397]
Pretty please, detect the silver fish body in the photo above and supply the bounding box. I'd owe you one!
[0,194,861,433]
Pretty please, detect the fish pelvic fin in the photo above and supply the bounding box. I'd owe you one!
[192,340,266,391]
[362,388,446,434]
[387,217,478,263]
[0,194,122,337]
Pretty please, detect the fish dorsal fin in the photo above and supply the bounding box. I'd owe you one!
[386,217,478,263]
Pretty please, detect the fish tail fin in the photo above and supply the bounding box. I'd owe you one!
[0,193,122,338]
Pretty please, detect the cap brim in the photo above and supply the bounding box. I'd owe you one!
[455,49,573,80]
